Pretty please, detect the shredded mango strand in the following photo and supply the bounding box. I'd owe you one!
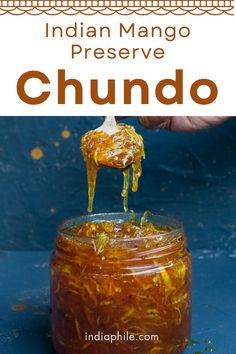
[87,162,99,213]
[121,168,130,212]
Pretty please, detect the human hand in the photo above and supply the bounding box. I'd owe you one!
[137,117,230,132]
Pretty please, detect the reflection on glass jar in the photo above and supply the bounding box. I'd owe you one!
[50,213,192,354]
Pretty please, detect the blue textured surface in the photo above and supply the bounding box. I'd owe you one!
[0,250,235,354]
[0,117,236,251]
[1,117,236,353]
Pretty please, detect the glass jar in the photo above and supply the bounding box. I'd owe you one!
[50,213,192,354]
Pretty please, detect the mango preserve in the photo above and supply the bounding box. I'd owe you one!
[50,213,192,354]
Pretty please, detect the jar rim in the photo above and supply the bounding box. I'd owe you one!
[57,212,184,244]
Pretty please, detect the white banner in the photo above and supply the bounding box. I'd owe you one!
[0,1,235,115]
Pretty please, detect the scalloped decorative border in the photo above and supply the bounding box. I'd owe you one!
[0,0,234,15]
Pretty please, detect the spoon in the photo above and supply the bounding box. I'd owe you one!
[95,116,119,135]
[81,116,144,212]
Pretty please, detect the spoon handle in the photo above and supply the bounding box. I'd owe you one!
[96,116,119,135]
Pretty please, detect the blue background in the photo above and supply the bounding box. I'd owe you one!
[0,116,236,251]
[0,117,236,354]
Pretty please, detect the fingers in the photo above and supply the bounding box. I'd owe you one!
[168,116,230,132]
[138,117,172,129]
[115,116,230,132]
[138,116,230,132]
[116,116,173,129]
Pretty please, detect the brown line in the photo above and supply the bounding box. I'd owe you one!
[0,0,234,7]
[2,2,227,5]
[0,0,228,4]
[0,4,234,12]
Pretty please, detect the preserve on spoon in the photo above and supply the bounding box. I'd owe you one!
[81,116,145,212]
